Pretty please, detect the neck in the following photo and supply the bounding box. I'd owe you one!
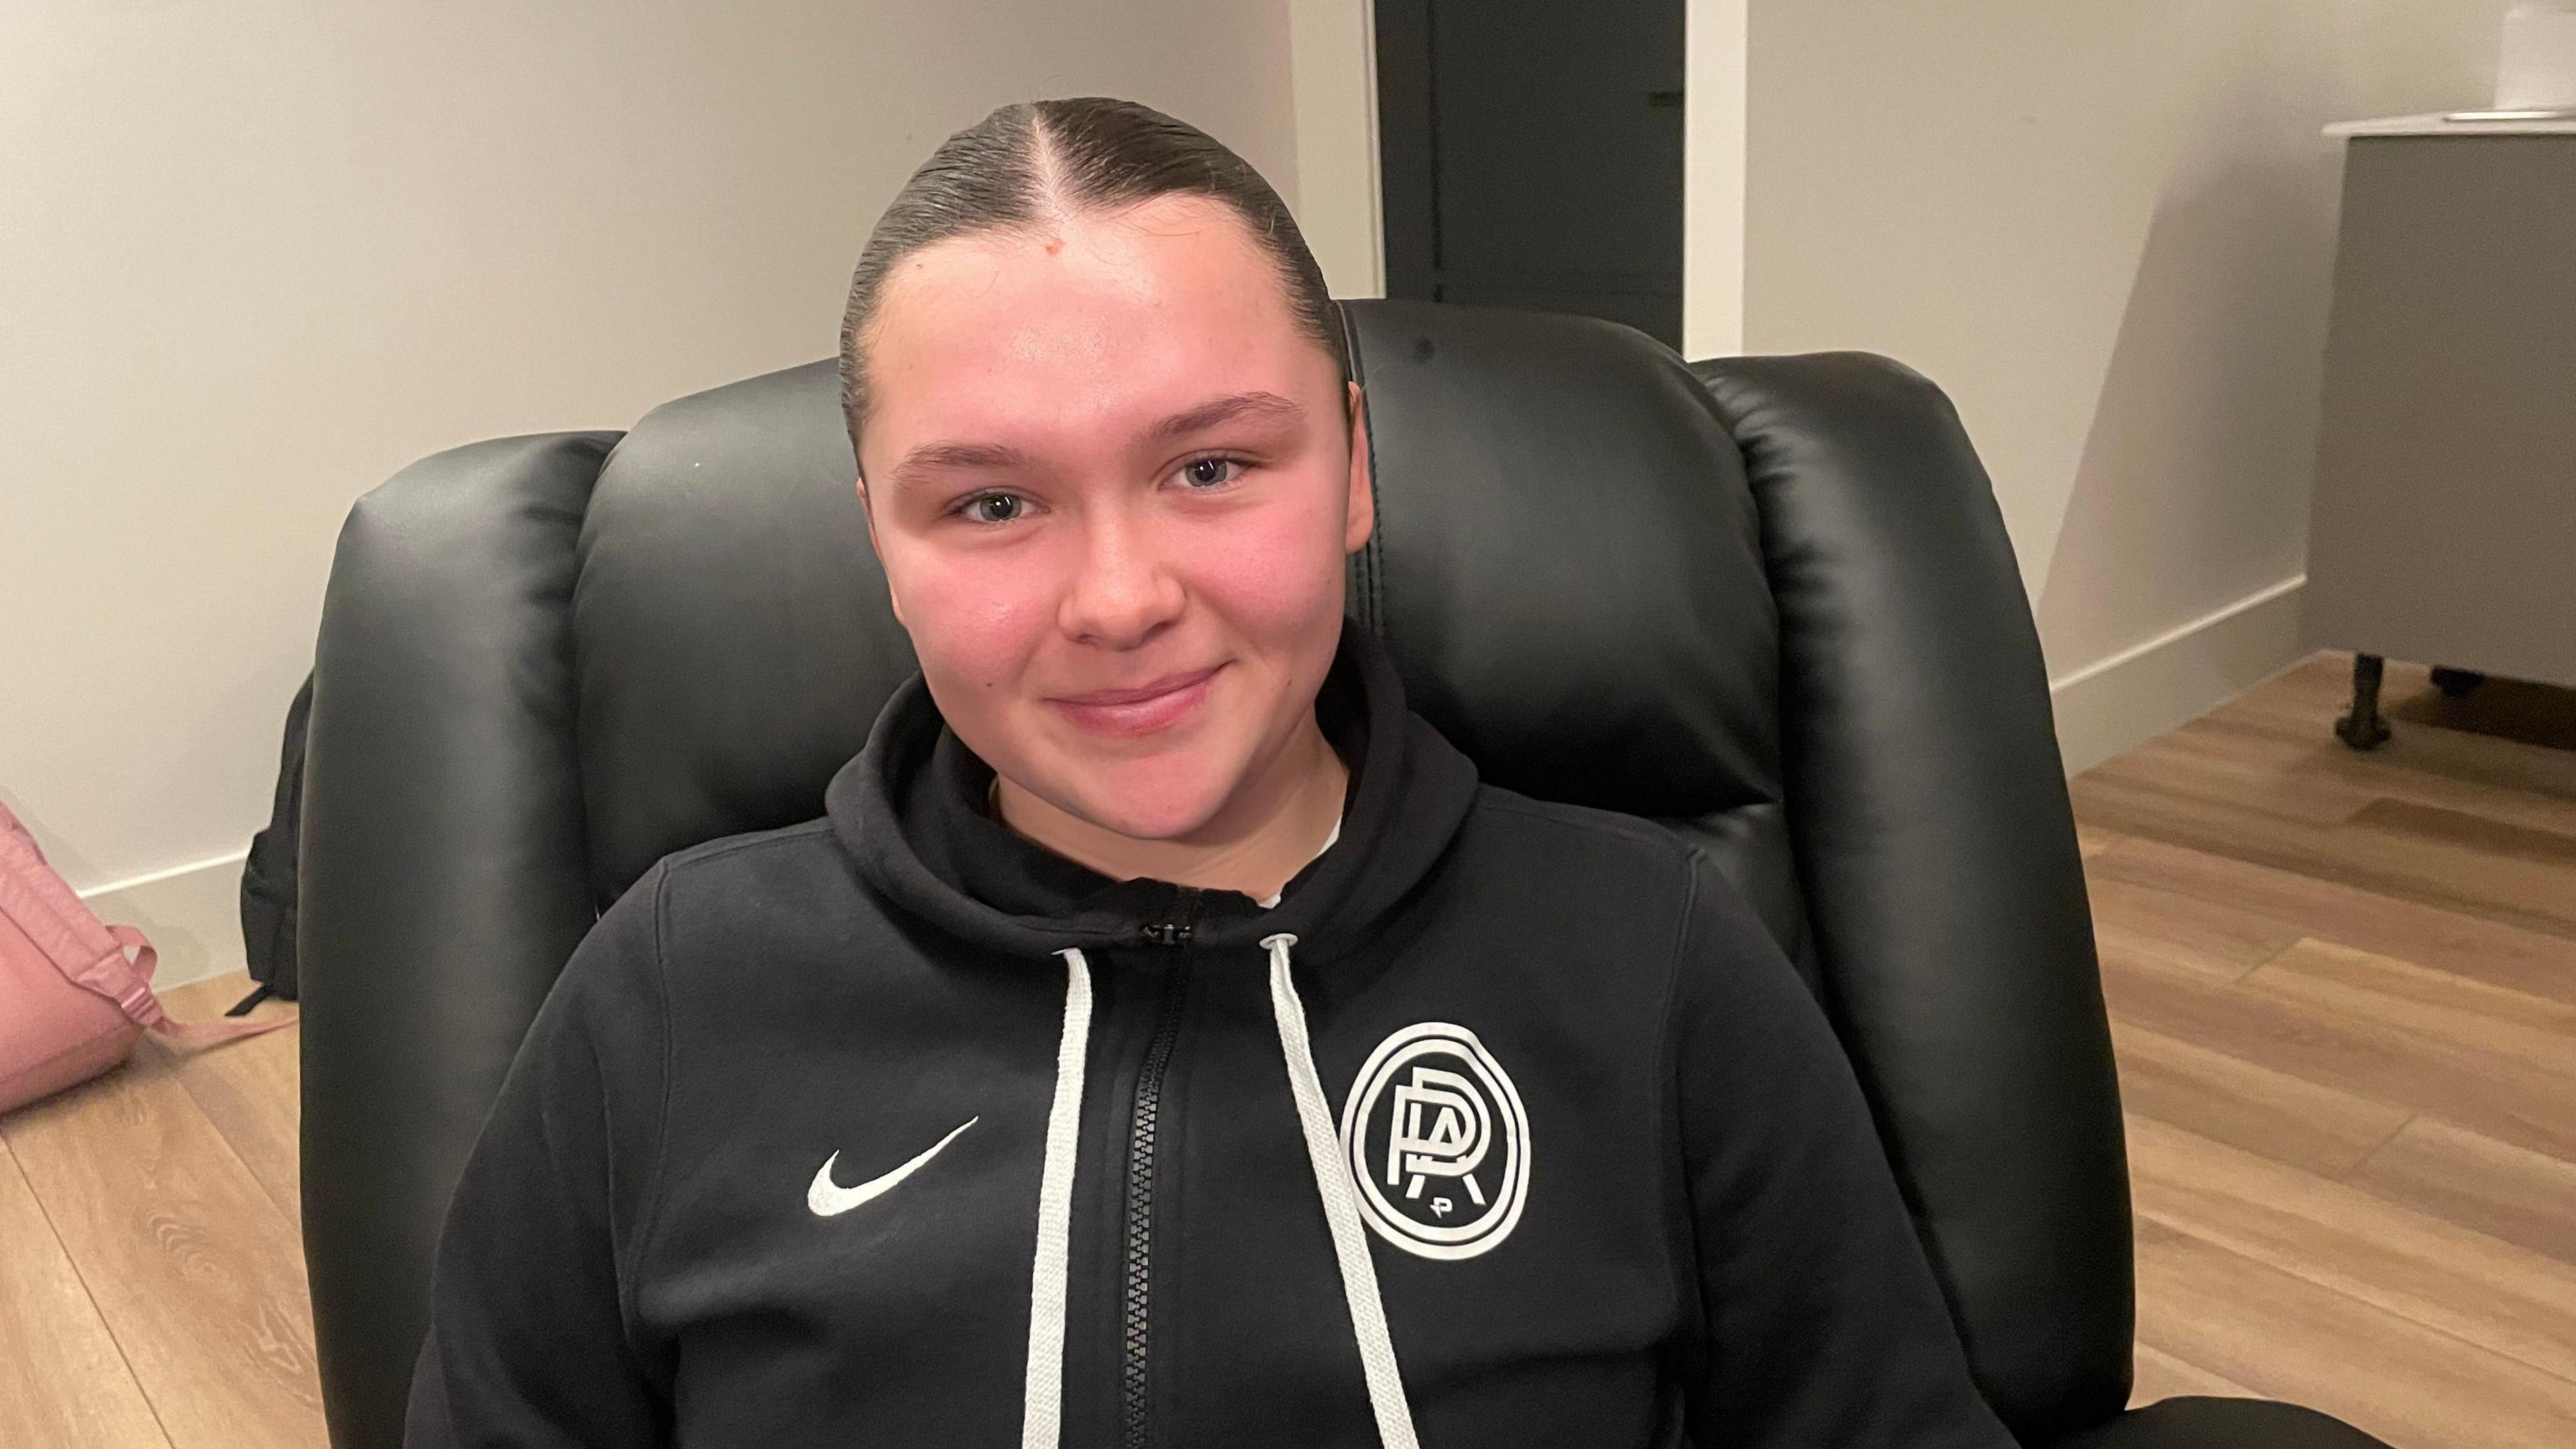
[993,712,1346,902]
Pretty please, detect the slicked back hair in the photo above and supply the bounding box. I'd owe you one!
[837,97,1349,470]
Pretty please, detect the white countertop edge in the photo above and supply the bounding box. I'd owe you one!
[2326,111,2576,138]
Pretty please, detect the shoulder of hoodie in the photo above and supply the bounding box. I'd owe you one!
[1458,783,1776,959]
[555,818,851,981]
[559,818,895,1012]
[1458,782,1728,921]
[596,814,864,946]
[1460,781,1697,871]
[645,814,861,902]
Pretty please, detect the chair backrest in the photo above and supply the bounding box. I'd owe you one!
[299,299,2129,1448]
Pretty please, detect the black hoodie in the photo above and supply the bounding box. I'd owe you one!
[407,621,2017,1448]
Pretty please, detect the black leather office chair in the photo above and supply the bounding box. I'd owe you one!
[299,299,2385,1448]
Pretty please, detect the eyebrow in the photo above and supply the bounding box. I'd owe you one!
[1144,390,1306,442]
[883,390,1307,490]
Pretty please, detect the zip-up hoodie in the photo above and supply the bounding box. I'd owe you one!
[406,620,2018,1448]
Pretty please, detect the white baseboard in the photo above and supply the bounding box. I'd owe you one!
[76,849,252,994]
[2049,575,2310,775]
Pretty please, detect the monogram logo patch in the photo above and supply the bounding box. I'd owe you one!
[1338,1022,1529,1259]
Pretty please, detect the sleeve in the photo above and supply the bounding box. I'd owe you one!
[1669,851,2017,1449]
[405,862,677,1448]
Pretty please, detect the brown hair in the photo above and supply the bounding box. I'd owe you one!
[837,97,1348,465]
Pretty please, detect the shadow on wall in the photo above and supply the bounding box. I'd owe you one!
[2033,143,2326,676]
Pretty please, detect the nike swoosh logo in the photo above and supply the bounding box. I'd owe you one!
[807,1117,979,1218]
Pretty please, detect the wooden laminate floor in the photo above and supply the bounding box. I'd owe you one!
[2074,655,2576,1445]
[4,653,2571,1447]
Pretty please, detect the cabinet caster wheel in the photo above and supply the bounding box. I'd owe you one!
[2337,653,2392,751]
[2430,666,2486,700]
[2334,711,2392,751]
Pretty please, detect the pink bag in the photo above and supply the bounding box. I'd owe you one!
[1,799,296,1115]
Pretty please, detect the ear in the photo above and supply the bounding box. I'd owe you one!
[1342,381,1375,556]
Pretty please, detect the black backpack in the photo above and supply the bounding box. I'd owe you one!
[231,672,311,1016]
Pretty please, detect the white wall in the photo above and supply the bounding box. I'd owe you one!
[1,1,1301,985]
[1289,0,1386,299]
[1682,0,1747,358]
[1714,1,2513,769]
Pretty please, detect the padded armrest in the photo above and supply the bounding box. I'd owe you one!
[299,431,619,1449]
[1690,356,2134,1438]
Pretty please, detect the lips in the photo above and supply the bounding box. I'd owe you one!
[1046,663,1222,737]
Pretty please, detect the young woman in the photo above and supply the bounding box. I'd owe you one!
[407,99,2015,1449]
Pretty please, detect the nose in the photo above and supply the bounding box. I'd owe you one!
[1057,502,1184,649]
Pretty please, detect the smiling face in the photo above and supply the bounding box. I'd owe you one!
[853,193,1373,844]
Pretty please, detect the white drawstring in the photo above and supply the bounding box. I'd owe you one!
[1019,935,1417,1449]
[1021,947,1094,1449]
[1263,932,1422,1449]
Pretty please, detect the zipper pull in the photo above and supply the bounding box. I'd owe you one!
[1138,885,1203,949]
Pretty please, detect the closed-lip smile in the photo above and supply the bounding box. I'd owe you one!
[1048,663,1222,736]
[1055,665,1220,707]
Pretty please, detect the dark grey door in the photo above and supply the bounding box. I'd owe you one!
[1376,0,1686,348]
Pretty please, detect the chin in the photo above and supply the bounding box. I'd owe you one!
[1055,751,1240,841]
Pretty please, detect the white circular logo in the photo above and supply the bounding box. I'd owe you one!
[1338,1022,1530,1260]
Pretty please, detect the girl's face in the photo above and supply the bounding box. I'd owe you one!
[853,195,1373,843]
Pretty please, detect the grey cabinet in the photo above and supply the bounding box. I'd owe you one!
[2307,117,2576,745]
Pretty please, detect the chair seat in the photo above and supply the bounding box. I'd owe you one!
[2048,1397,2392,1448]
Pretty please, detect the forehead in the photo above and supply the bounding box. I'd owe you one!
[863,195,1324,451]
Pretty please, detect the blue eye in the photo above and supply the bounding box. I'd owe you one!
[956,492,1025,524]
[1179,456,1245,488]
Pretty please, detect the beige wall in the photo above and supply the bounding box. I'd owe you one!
[1682,0,1748,358]
[1289,0,1386,299]
[1726,1,2512,768]
[1,3,1299,952]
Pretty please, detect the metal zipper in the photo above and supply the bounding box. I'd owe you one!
[1122,890,1199,1449]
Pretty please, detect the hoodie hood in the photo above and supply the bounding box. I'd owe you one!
[824,616,1480,968]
